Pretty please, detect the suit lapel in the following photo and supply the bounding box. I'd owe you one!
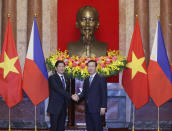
[86,78,89,87]
[54,73,65,90]
[64,75,68,85]
[64,75,69,91]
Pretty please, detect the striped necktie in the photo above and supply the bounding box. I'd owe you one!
[61,76,66,89]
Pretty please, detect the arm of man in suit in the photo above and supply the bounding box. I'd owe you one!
[100,77,107,115]
[49,76,71,100]
[78,79,87,101]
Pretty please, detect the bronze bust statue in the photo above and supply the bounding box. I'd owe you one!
[67,6,107,57]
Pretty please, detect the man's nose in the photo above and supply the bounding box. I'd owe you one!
[86,19,90,26]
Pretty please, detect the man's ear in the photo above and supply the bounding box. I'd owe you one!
[95,21,100,29]
[76,21,79,28]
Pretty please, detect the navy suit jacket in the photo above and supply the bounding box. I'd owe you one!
[79,73,107,113]
[47,73,71,115]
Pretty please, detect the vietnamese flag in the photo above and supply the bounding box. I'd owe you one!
[148,20,172,107]
[22,18,49,106]
[122,18,149,109]
[0,18,23,108]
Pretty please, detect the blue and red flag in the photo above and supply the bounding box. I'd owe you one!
[148,20,172,107]
[22,17,49,106]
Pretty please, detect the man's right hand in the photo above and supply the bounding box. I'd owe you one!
[71,94,79,102]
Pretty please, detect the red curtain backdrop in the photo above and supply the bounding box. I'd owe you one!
[57,0,119,82]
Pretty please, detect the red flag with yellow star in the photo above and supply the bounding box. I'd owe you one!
[0,18,23,108]
[122,18,149,109]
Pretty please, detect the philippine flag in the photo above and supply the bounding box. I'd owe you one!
[22,18,49,106]
[148,20,172,107]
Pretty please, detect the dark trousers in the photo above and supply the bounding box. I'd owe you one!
[85,108,103,131]
[50,108,67,131]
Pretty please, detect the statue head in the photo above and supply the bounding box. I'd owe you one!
[76,6,100,43]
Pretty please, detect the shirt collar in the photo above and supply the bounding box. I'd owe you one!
[57,73,64,77]
[90,73,97,78]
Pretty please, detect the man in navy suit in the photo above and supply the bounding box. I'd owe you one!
[72,60,107,131]
[47,60,71,131]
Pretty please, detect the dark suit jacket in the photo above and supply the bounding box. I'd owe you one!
[79,73,107,113]
[47,73,71,115]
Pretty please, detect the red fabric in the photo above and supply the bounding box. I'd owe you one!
[57,0,119,51]
[58,0,119,82]
[122,19,149,109]
[0,19,23,108]
[148,61,172,107]
[22,59,49,105]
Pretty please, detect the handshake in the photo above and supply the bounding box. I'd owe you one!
[71,94,79,102]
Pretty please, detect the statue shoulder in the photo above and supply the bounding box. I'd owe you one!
[67,41,83,56]
[91,41,108,56]
[93,41,108,49]
[67,41,81,49]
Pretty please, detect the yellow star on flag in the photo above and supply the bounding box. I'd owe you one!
[127,51,147,79]
[0,52,19,79]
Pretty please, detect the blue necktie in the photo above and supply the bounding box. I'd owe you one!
[89,76,93,86]
[61,76,66,89]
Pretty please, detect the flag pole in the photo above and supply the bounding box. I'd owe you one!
[132,105,135,131]
[8,108,11,131]
[35,106,37,131]
[34,12,38,131]
[8,13,11,131]
[156,15,160,131]
[158,107,160,131]
[132,14,136,131]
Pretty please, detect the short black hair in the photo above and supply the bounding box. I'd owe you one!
[87,60,97,67]
[55,60,65,67]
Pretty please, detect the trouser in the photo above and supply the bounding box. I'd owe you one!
[85,105,103,131]
[50,108,67,131]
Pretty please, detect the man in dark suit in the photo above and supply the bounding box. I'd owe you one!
[72,60,107,131]
[47,60,71,131]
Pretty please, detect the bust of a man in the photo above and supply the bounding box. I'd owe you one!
[67,6,107,57]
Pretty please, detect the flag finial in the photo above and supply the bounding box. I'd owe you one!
[157,15,160,19]
[8,13,11,18]
[136,14,138,18]
[34,13,38,18]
